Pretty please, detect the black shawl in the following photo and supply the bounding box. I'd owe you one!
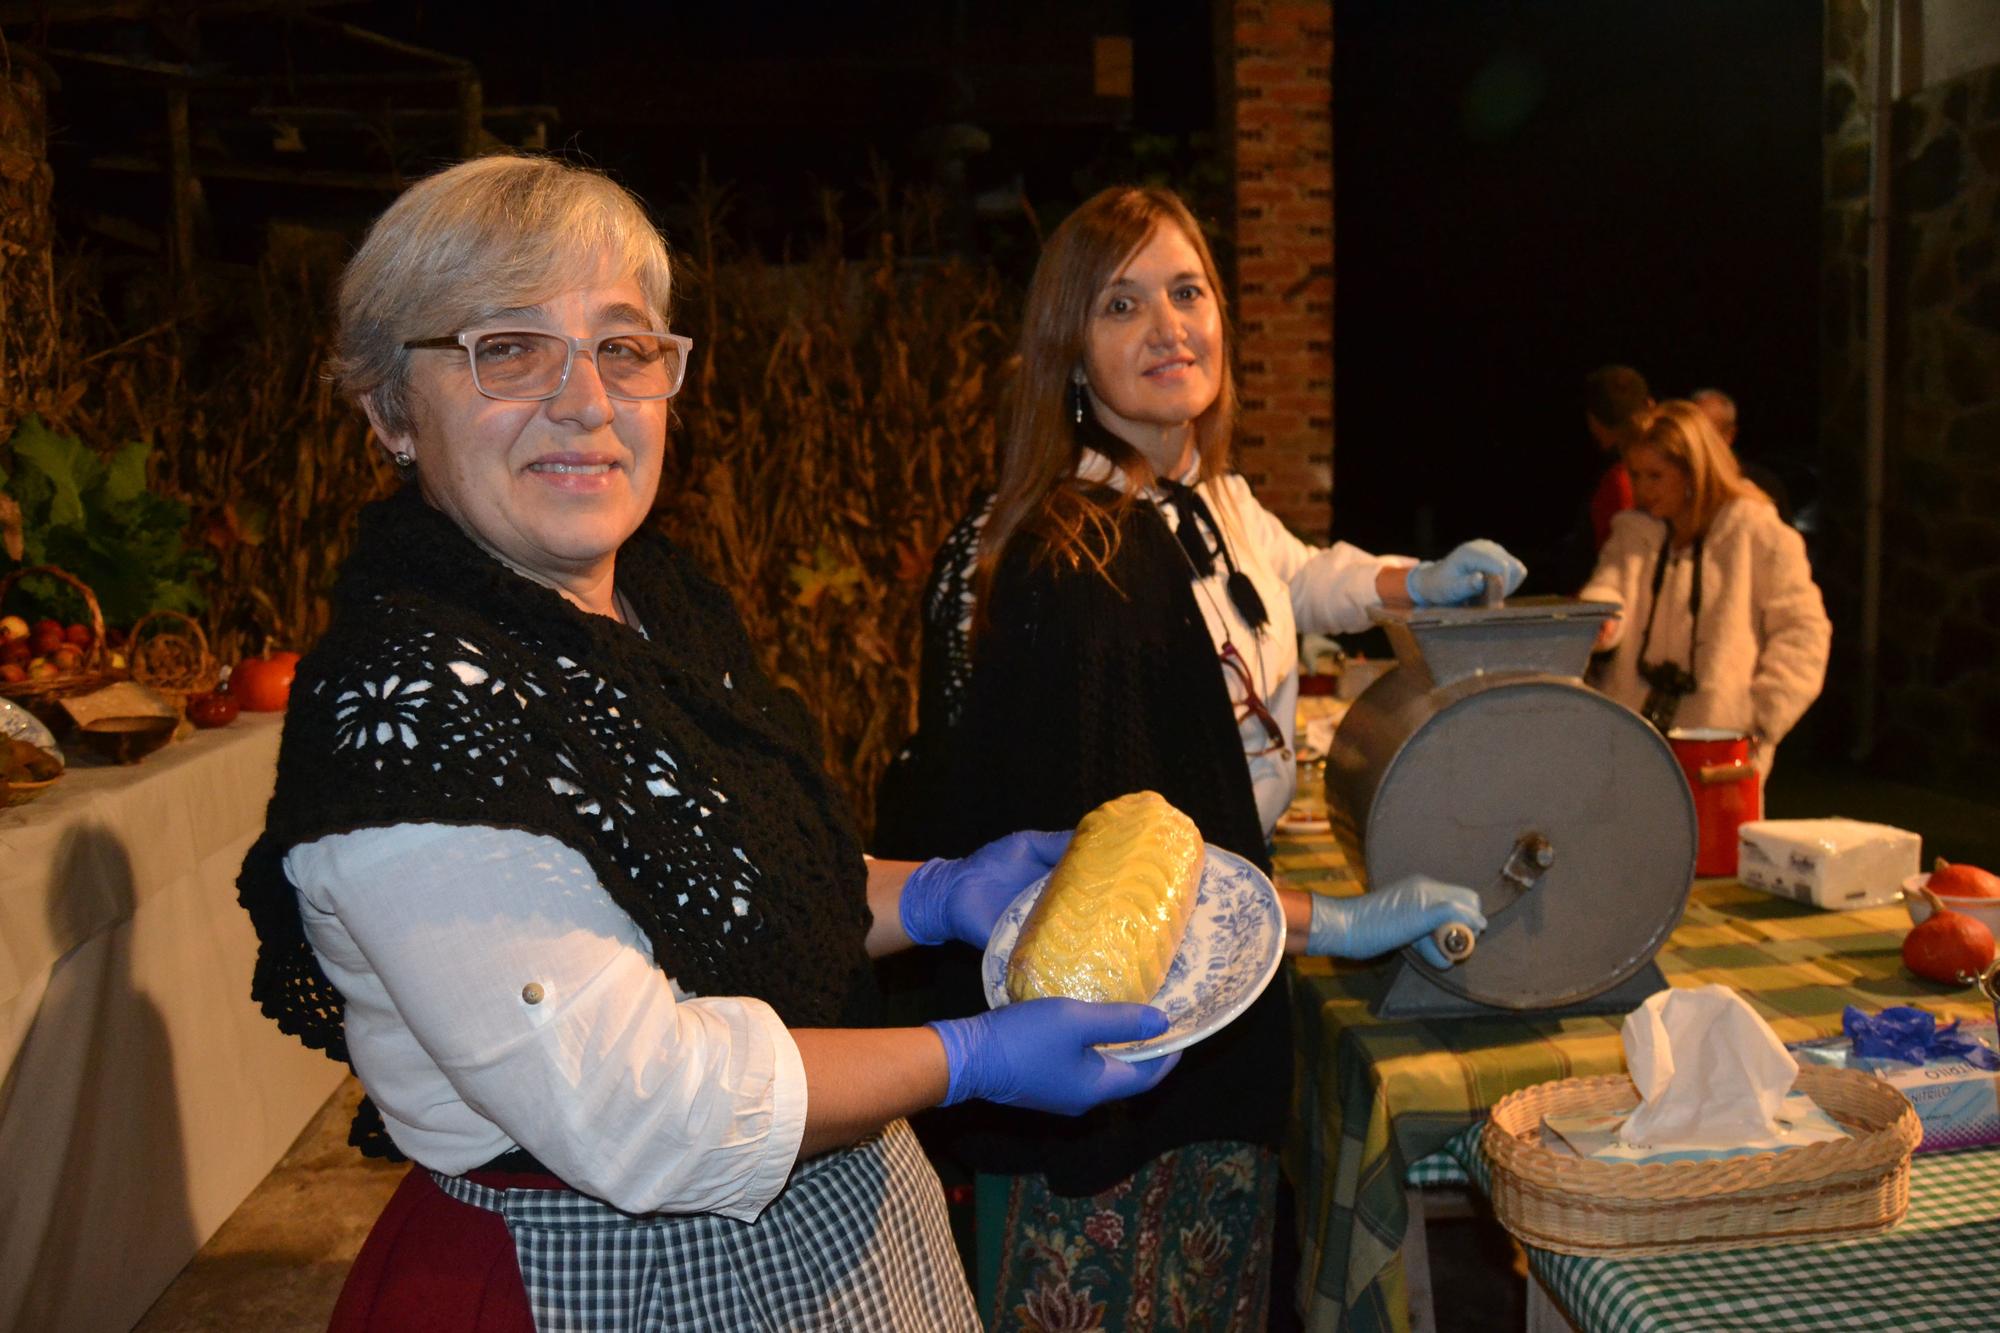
[889,494,1291,1195]
[239,486,879,1158]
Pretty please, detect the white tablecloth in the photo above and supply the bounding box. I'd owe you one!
[0,713,345,1333]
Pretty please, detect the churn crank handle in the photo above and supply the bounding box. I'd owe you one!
[1428,832,1554,965]
[1480,572,1506,608]
[1432,922,1477,962]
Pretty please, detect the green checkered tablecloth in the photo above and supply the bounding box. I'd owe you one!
[1272,826,1993,1333]
[1443,1123,2000,1333]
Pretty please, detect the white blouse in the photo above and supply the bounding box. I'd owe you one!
[286,822,807,1220]
[1080,450,1408,830]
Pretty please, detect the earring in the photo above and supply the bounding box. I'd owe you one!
[392,450,413,468]
[1070,379,1086,425]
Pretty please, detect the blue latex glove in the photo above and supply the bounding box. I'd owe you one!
[899,829,1072,949]
[929,998,1182,1114]
[1843,1005,2000,1071]
[1307,875,1488,968]
[1404,539,1528,607]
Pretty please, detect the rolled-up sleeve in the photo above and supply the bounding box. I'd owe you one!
[1218,474,1406,635]
[287,824,806,1220]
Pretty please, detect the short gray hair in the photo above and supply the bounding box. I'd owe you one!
[334,154,673,437]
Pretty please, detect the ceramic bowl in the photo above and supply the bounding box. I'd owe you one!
[75,715,177,765]
[2,775,59,808]
[1901,873,2000,937]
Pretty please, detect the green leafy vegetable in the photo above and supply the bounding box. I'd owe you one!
[0,416,211,627]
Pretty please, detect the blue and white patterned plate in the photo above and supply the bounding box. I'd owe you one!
[981,845,1285,1063]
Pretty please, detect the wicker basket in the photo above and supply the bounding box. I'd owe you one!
[127,608,219,714]
[0,565,115,722]
[1482,1065,1920,1257]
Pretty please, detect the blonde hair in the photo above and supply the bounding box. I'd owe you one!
[334,154,673,437]
[1629,398,1770,539]
[976,185,1236,614]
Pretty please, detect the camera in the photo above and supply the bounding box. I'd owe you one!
[1639,661,1697,734]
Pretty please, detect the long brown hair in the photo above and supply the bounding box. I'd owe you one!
[974,186,1237,621]
[1629,398,1770,540]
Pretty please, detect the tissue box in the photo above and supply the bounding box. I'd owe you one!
[1791,1021,2000,1153]
[1737,817,1919,910]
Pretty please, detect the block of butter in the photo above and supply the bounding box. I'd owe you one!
[1006,790,1203,1004]
[1737,817,1920,910]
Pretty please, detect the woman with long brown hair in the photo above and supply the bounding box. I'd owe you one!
[1583,398,1830,775]
[887,185,1521,1329]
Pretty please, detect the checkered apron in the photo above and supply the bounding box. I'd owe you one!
[434,1119,977,1331]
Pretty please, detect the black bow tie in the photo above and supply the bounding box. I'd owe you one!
[1156,478,1269,634]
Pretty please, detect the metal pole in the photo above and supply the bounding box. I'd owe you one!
[1855,0,1893,760]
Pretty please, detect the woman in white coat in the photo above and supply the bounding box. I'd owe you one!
[1583,398,1831,776]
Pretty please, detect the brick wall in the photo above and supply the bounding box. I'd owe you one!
[1228,0,1334,541]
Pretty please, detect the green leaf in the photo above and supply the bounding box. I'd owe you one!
[103,440,151,506]
[1,416,207,628]
[9,418,93,530]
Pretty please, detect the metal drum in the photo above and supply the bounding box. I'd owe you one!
[1326,595,1698,1016]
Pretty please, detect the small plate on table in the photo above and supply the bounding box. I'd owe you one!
[1274,807,1331,834]
[981,846,1285,1062]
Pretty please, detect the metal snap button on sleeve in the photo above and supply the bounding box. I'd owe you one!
[521,982,545,1005]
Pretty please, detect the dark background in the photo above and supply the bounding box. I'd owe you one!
[1329,1,1822,588]
[34,0,1824,577]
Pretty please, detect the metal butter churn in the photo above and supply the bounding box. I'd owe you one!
[1326,589,1697,1017]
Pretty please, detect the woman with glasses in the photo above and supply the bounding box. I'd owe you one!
[1582,399,1829,775]
[236,155,1182,1331]
[886,185,1519,1329]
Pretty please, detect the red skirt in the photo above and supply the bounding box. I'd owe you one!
[329,1167,562,1332]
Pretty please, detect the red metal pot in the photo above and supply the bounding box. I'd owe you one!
[1667,727,1761,877]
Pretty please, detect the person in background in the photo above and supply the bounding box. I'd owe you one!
[236,154,1180,1332]
[885,184,1511,1329]
[1692,387,1794,526]
[1584,363,1656,549]
[1582,399,1830,777]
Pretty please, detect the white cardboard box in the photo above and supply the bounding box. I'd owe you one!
[1737,817,1920,910]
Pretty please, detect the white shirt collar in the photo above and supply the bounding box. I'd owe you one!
[1075,445,1203,494]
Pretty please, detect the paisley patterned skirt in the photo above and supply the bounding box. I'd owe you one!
[983,1141,1279,1333]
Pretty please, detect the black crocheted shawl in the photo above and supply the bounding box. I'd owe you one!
[882,490,1291,1195]
[239,485,878,1159]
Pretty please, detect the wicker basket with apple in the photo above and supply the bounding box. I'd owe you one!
[0,565,117,722]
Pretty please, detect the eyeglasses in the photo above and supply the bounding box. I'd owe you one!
[401,329,694,402]
[1219,640,1289,757]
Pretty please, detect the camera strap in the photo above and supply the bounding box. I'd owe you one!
[1636,529,1703,682]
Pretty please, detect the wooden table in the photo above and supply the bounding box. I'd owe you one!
[0,714,345,1333]
[1272,825,1989,1333]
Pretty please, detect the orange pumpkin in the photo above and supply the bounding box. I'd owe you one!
[231,654,297,712]
[1902,889,1998,984]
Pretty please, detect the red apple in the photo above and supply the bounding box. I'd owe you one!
[63,623,92,648]
[186,689,240,729]
[1931,859,2000,899]
[0,615,27,641]
[30,625,63,657]
[0,663,25,683]
[0,641,29,667]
